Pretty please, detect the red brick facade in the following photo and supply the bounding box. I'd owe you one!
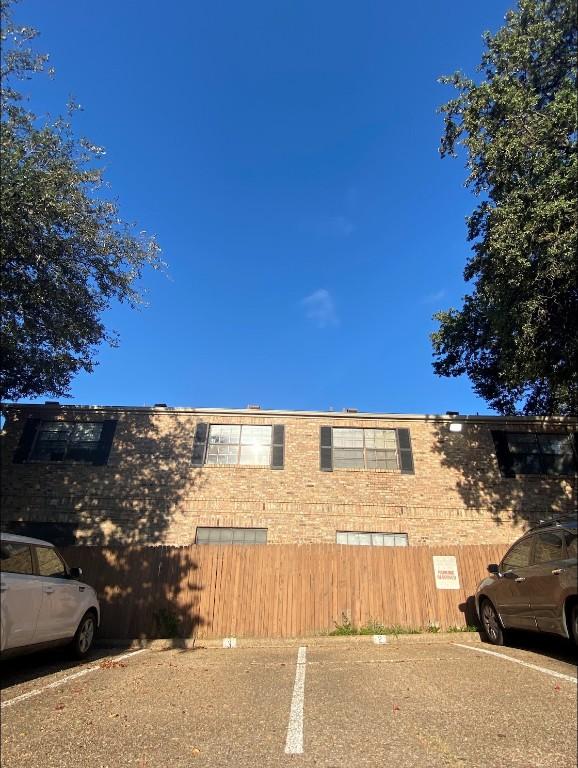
[1,405,576,547]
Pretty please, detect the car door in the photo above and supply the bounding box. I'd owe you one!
[527,530,571,634]
[33,545,81,642]
[0,541,43,650]
[496,535,537,630]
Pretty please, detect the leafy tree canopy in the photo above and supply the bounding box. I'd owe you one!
[0,0,162,402]
[432,0,577,415]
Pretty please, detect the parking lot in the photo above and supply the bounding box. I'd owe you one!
[1,637,576,768]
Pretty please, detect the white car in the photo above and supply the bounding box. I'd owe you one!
[0,533,100,659]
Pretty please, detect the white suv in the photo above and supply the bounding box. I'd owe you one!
[0,533,100,659]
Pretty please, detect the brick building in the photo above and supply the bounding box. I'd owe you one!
[1,404,576,548]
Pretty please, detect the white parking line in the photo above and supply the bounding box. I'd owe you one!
[1,649,148,709]
[454,643,577,684]
[285,646,307,755]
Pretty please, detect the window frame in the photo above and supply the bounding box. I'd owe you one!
[204,424,273,468]
[531,530,567,565]
[335,531,409,547]
[28,421,106,464]
[0,541,35,575]
[501,535,535,572]
[33,545,70,579]
[496,431,577,477]
[194,527,268,545]
[330,427,401,471]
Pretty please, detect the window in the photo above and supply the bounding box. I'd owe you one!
[502,537,533,570]
[35,547,68,578]
[492,431,576,477]
[192,422,285,469]
[0,542,34,574]
[533,532,564,564]
[206,425,272,466]
[321,427,414,472]
[336,531,408,547]
[195,527,267,545]
[29,421,104,462]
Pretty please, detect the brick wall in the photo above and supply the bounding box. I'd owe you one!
[1,406,576,547]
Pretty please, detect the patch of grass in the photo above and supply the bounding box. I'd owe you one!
[329,613,356,635]
[425,622,441,633]
[329,616,423,636]
[446,624,480,633]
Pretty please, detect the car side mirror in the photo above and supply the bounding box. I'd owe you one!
[487,563,500,575]
[69,566,82,580]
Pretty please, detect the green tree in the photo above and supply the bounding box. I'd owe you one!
[0,0,162,401]
[432,0,577,415]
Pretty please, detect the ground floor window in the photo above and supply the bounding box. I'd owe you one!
[195,527,267,545]
[336,531,408,547]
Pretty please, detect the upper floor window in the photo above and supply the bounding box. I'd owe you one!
[492,431,577,477]
[13,418,117,466]
[192,422,285,469]
[320,426,414,473]
[30,422,103,462]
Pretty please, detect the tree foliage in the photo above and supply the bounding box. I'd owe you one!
[0,0,162,402]
[432,0,577,415]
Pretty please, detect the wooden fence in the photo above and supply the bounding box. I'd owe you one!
[60,544,509,639]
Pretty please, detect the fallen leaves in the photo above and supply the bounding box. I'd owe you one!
[100,660,128,670]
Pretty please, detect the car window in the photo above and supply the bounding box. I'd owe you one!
[35,546,67,578]
[533,531,564,564]
[502,537,533,570]
[565,532,577,559]
[0,542,34,575]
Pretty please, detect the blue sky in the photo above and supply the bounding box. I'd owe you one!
[18,0,513,414]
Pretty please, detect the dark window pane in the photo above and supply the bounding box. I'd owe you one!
[534,532,564,564]
[511,455,542,475]
[502,537,533,570]
[542,454,576,476]
[0,542,34,574]
[507,434,540,454]
[35,547,67,578]
[537,435,572,454]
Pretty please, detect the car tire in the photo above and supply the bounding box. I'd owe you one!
[480,599,505,646]
[71,611,96,659]
[570,604,578,647]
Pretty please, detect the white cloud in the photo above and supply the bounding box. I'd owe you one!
[301,289,338,328]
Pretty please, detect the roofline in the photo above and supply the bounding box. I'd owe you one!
[2,403,577,424]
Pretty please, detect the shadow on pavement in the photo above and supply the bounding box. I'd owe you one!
[496,631,577,667]
[0,644,132,691]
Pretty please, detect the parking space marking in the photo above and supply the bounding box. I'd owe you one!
[284,645,307,755]
[0,649,148,709]
[454,643,577,684]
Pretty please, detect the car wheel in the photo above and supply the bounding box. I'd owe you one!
[570,604,578,647]
[480,599,505,646]
[71,611,96,659]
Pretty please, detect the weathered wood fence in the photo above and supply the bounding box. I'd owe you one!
[60,544,508,639]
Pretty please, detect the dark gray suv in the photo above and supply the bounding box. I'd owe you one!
[475,516,578,646]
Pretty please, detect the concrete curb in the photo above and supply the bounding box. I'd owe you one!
[96,631,484,651]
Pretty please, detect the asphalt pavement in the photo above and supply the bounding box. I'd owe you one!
[1,636,576,768]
